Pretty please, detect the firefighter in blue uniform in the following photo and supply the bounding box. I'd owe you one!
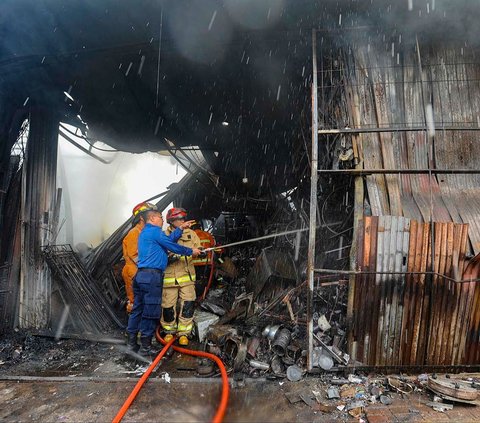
[126,204,201,357]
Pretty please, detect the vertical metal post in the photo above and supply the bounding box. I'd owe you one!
[19,107,59,328]
[307,29,319,372]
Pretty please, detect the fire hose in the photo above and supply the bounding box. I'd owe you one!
[113,240,232,422]
[155,328,230,423]
[112,336,175,423]
[112,331,229,423]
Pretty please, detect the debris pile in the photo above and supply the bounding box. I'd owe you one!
[281,373,479,421]
[0,332,121,375]
[192,244,350,378]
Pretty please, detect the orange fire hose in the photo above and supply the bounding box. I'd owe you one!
[155,327,229,423]
[112,336,175,423]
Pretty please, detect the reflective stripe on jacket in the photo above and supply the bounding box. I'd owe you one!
[137,224,192,271]
[163,226,200,285]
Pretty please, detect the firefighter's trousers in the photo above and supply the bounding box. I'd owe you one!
[127,269,164,338]
[122,263,136,313]
[160,283,196,336]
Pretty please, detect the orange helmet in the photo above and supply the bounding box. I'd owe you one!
[132,202,157,216]
[166,207,187,223]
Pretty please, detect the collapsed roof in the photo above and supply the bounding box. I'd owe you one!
[1,0,480,196]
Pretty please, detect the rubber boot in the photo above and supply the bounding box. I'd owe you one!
[138,336,155,358]
[164,334,174,343]
[178,335,189,346]
[126,333,139,353]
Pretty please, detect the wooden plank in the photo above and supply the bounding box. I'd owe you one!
[372,77,403,216]
[346,84,365,361]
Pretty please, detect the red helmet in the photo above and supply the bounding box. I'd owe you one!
[166,207,187,223]
[132,202,157,216]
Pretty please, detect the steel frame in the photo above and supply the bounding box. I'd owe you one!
[306,29,318,372]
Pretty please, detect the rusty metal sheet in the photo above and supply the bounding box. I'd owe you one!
[343,43,480,367]
[375,215,388,365]
[461,253,480,364]
[351,215,477,366]
[451,224,470,364]
[354,215,369,363]
[393,216,410,365]
[399,220,417,364]
[411,222,431,365]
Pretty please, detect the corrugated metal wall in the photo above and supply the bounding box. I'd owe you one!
[352,215,478,366]
[336,41,480,366]
[346,45,480,254]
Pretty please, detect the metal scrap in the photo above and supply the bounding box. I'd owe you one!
[43,245,122,332]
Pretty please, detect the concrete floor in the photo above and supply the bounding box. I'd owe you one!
[2,375,480,422]
[1,334,479,422]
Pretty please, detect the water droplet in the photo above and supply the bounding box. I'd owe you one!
[208,10,217,31]
[125,62,133,76]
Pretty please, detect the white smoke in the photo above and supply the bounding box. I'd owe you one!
[56,124,185,248]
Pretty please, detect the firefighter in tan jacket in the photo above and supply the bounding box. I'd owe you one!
[161,208,202,346]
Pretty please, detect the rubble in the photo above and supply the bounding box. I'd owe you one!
[426,401,454,412]
[194,310,219,343]
[327,387,340,399]
[185,226,350,380]
[274,371,480,421]
[286,365,303,382]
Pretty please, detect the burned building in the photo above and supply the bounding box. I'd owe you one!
[1,0,480,386]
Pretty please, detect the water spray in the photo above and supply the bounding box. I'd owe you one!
[202,222,342,252]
